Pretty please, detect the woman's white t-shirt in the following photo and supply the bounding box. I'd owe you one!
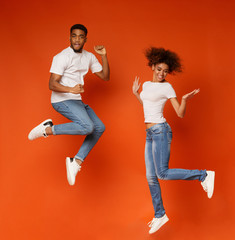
[140,81,176,123]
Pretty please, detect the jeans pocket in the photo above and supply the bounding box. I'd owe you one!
[151,127,162,135]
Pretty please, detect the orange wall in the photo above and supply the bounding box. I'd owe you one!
[1,0,235,239]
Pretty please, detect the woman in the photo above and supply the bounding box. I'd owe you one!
[132,47,215,234]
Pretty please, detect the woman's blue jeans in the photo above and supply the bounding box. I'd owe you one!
[51,100,105,161]
[145,122,207,218]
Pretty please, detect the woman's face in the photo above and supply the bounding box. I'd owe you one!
[152,63,169,82]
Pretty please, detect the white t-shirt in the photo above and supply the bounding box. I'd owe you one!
[50,47,102,103]
[140,81,176,123]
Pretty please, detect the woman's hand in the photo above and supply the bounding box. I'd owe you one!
[132,76,141,95]
[70,84,84,94]
[182,89,200,101]
[132,76,143,104]
[171,89,200,118]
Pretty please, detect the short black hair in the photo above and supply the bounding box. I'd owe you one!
[145,47,182,74]
[70,24,88,36]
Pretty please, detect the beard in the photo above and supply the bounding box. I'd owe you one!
[71,44,83,53]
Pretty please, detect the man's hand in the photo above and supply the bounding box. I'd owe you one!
[94,45,107,56]
[70,84,84,94]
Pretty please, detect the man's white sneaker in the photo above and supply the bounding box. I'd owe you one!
[148,214,169,234]
[201,171,215,199]
[28,119,53,140]
[66,157,81,185]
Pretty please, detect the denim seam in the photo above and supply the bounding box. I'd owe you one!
[54,102,94,135]
[77,134,101,160]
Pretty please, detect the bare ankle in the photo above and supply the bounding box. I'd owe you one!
[75,159,82,166]
[45,127,53,135]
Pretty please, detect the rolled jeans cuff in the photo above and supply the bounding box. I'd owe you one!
[52,125,56,135]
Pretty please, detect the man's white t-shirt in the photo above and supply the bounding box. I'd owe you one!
[140,81,176,123]
[50,47,102,103]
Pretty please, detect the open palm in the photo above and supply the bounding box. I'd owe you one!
[182,89,200,100]
[132,76,141,94]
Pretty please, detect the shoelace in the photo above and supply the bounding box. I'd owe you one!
[201,181,208,192]
[70,159,82,175]
[148,218,156,227]
[74,162,81,174]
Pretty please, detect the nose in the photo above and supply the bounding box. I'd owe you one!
[73,35,81,42]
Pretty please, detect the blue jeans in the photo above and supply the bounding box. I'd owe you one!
[145,122,207,218]
[51,100,105,161]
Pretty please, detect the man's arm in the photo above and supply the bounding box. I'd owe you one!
[94,45,110,81]
[49,73,84,94]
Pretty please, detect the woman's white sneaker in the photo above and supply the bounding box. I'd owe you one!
[28,119,53,140]
[66,157,81,185]
[148,214,169,234]
[201,171,215,199]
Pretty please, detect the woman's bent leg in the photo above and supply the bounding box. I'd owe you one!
[153,123,207,182]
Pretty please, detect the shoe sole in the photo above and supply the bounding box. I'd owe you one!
[149,216,169,234]
[28,119,53,140]
[66,157,74,185]
[208,171,215,199]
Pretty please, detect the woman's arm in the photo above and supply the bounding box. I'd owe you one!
[132,76,143,105]
[170,89,200,118]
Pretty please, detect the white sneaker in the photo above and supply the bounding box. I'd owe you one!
[148,214,169,234]
[201,171,215,199]
[28,119,53,140]
[66,157,81,185]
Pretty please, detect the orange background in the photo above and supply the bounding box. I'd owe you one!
[1,0,235,239]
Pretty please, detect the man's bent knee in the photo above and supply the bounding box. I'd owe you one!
[95,123,105,134]
[81,123,94,135]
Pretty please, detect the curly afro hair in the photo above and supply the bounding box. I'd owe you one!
[145,47,182,74]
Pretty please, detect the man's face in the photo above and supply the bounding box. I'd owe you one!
[70,29,87,53]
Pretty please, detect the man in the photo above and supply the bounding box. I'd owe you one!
[28,24,110,186]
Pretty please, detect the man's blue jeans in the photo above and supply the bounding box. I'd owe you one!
[145,122,207,218]
[51,100,105,161]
